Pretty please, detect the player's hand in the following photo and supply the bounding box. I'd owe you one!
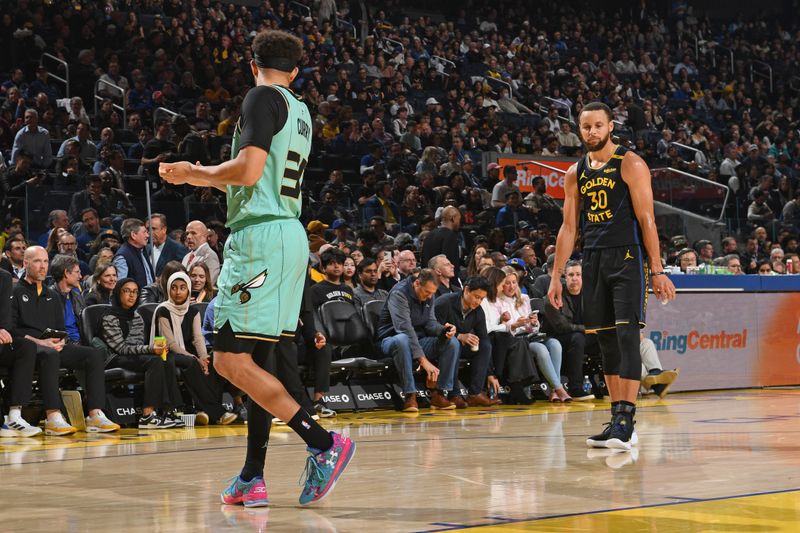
[197,357,210,375]
[548,278,563,309]
[652,274,676,303]
[159,161,194,184]
[0,328,12,344]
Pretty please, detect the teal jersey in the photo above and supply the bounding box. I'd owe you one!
[226,84,312,231]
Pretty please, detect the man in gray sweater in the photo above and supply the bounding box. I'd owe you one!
[377,269,459,412]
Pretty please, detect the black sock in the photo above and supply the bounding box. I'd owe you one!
[240,396,272,482]
[288,408,334,452]
[618,400,636,417]
[610,401,620,416]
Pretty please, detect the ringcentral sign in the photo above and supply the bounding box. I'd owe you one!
[494,155,576,199]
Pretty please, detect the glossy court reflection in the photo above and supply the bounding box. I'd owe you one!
[1,389,800,532]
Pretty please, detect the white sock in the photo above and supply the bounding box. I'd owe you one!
[88,410,105,419]
[8,407,22,422]
[47,412,66,423]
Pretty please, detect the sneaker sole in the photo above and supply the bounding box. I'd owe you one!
[45,429,77,436]
[300,441,357,506]
[401,407,419,413]
[85,427,119,433]
[1,427,43,437]
[430,404,456,410]
[604,438,632,451]
[243,498,270,508]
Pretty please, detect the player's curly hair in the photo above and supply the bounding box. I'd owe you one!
[252,30,303,72]
[579,101,614,121]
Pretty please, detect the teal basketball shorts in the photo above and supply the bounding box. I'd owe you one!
[214,217,308,352]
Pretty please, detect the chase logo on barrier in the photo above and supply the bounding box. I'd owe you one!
[650,329,748,355]
[350,384,397,410]
[308,384,355,410]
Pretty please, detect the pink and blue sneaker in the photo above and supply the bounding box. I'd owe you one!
[298,432,356,506]
[220,476,270,507]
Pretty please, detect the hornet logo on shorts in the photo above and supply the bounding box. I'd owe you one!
[231,269,269,304]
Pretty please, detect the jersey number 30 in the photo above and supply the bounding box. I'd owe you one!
[280,150,307,199]
[587,190,608,211]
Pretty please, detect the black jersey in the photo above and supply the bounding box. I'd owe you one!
[577,144,643,249]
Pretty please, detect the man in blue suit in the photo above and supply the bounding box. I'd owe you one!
[146,213,187,276]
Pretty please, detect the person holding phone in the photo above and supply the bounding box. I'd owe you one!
[376,247,402,291]
[12,246,118,435]
[499,267,570,402]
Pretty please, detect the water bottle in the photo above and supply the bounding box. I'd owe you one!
[582,375,592,396]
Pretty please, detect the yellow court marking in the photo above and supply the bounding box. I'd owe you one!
[455,489,800,532]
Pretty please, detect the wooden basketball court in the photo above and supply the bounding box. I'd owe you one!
[2,389,800,532]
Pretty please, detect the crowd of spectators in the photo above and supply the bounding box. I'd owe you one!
[1,0,799,430]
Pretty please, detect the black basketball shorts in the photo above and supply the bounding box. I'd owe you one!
[582,245,648,333]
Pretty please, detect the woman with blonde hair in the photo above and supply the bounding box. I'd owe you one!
[498,267,571,402]
[415,146,440,177]
[480,267,538,404]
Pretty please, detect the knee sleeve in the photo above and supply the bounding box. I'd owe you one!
[615,323,642,381]
[597,330,620,376]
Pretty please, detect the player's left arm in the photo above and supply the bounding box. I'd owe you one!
[622,152,676,301]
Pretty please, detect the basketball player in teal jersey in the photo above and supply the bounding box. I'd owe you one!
[548,102,676,451]
[160,30,355,506]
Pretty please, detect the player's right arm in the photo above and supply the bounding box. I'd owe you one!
[548,163,580,309]
[159,147,268,189]
[159,86,286,189]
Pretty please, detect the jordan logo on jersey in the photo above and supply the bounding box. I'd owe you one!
[624,250,634,261]
[231,269,269,304]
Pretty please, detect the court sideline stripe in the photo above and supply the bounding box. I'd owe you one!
[413,486,800,532]
[7,425,800,467]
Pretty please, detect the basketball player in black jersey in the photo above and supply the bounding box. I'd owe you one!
[548,102,676,451]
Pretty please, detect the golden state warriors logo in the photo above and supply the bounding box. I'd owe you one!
[231,269,269,304]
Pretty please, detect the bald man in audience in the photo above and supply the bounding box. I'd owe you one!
[182,221,221,285]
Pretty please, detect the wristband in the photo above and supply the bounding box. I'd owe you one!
[650,271,667,277]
